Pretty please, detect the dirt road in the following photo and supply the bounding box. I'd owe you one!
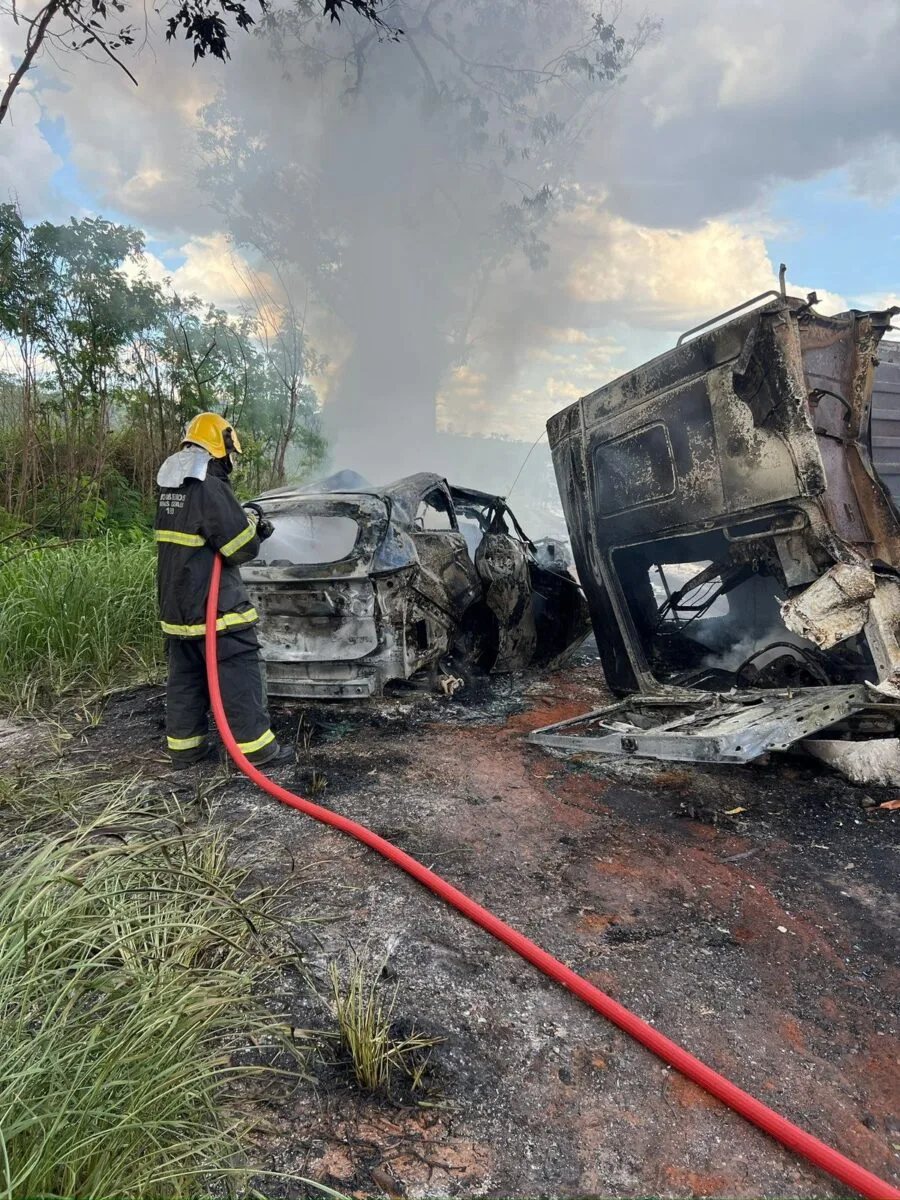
[80,661,900,1198]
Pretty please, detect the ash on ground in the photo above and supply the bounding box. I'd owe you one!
[62,655,900,1199]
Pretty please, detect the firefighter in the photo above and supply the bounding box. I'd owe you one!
[155,412,291,769]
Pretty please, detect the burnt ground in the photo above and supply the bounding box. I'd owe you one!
[33,659,900,1199]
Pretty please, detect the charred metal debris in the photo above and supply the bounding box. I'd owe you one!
[241,473,590,699]
[531,292,900,777]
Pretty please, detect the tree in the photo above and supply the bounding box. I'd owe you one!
[200,0,656,474]
[0,205,45,512]
[0,207,327,533]
[0,0,399,128]
[233,261,326,487]
[0,206,163,530]
[127,284,325,493]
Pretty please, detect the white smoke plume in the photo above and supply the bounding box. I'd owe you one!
[196,1,655,496]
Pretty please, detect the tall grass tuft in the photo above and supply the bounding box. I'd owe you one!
[0,533,163,711]
[329,954,440,1095]
[0,774,300,1198]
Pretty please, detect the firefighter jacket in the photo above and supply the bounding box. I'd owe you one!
[154,450,261,638]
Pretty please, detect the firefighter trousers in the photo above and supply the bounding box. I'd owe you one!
[165,627,276,763]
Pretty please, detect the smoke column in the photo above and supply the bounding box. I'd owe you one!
[200,1,649,498]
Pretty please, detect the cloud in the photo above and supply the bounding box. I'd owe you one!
[545,327,592,345]
[0,19,64,218]
[593,0,900,225]
[566,203,847,323]
[32,19,224,237]
[567,210,776,323]
[436,197,852,440]
[125,234,285,336]
[4,0,897,460]
[13,0,900,239]
[138,235,263,310]
[438,322,626,439]
[847,138,900,205]
[851,291,900,316]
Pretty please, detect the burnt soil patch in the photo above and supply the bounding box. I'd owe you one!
[60,661,899,1197]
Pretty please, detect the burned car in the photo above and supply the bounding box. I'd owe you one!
[240,472,590,699]
[531,289,900,776]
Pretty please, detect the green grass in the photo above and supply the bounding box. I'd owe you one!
[329,954,440,1094]
[0,533,163,711]
[0,770,304,1198]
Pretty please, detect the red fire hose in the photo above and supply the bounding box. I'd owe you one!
[205,554,900,1200]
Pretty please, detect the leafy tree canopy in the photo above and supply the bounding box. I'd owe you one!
[0,205,326,534]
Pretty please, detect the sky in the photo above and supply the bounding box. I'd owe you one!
[2,0,900,460]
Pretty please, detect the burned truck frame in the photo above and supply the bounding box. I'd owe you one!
[531,293,900,767]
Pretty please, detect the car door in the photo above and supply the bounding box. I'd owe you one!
[410,485,482,618]
[474,524,538,671]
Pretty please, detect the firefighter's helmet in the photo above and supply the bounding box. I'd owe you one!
[182,412,242,459]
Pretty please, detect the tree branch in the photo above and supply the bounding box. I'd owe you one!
[403,30,438,99]
[0,0,61,126]
[63,7,139,86]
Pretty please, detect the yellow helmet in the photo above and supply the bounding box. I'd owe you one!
[181,412,242,458]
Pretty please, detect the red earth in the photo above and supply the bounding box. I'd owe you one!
[79,659,900,1198]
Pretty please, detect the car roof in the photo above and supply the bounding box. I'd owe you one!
[256,472,506,509]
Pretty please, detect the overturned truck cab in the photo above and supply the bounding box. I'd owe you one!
[531,292,900,778]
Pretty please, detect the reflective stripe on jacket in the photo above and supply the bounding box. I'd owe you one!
[154,457,261,638]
